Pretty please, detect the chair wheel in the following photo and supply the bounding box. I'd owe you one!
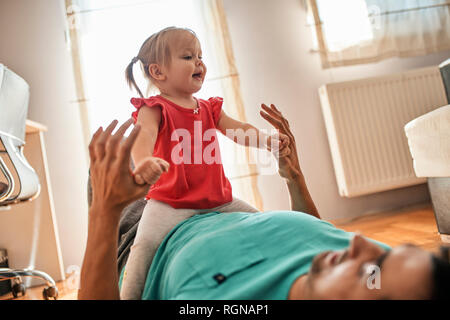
[42,286,58,300]
[12,283,26,298]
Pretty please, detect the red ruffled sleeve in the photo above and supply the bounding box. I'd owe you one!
[130,97,166,131]
[208,96,224,127]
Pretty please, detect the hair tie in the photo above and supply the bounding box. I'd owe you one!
[132,57,139,64]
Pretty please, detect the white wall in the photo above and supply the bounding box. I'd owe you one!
[223,0,450,220]
[0,0,88,270]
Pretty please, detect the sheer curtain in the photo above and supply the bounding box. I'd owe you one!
[64,0,263,209]
[308,0,450,68]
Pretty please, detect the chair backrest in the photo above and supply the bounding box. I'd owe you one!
[0,64,40,205]
[0,64,29,143]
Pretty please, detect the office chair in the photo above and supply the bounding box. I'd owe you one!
[0,64,58,299]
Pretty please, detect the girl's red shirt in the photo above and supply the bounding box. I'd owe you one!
[131,95,232,209]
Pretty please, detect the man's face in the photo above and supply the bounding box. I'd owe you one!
[304,234,433,299]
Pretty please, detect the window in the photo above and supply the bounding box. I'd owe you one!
[307,0,450,68]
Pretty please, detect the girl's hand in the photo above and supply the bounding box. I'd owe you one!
[88,119,149,215]
[266,132,290,158]
[259,104,302,180]
[133,156,170,185]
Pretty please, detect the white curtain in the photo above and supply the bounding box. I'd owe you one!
[198,0,263,209]
[309,0,450,68]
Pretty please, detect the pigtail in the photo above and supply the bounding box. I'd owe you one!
[125,57,144,98]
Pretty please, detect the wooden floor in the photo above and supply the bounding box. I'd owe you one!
[0,203,444,300]
[333,204,443,254]
[0,279,78,300]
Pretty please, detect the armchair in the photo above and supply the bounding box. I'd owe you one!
[404,58,450,243]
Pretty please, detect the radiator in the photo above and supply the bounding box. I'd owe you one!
[319,66,447,197]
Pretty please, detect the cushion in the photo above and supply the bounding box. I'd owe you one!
[404,105,450,177]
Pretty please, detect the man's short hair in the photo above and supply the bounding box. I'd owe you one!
[431,246,450,300]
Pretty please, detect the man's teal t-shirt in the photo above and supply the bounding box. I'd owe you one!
[122,211,390,299]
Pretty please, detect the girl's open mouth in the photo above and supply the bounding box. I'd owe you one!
[192,72,203,80]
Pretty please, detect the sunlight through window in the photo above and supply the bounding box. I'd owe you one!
[317,0,373,52]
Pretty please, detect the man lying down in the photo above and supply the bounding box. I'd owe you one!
[79,107,450,300]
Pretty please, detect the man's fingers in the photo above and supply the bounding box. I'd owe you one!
[89,126,103,162]
[261,104,291,130]
[134,184,151,200]
[103,119,119,135]
[91,126,103,143]
[114,118,134,138]
[111,118,134,144]
[260,106,295,146]
[273,143,291,158]
[261,104,282,121]
[122,123,141,155]
[270,104,292,133]
[95,120,118,159]
[100,119,119,147]
[261,110,296,159]
[260,109,283,130]
[280,133,290,146]
[107,118,134,155]
[131,174,150,199]
[118,123,141,164]
[270,104,283,117]
[261,103,279,116]
[267,134,281,153]
[279,146,291,157]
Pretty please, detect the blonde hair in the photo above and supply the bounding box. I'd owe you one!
[125,26,197,97]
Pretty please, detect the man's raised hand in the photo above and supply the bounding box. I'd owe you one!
[88,119,149,215]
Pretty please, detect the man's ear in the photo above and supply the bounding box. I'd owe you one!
[148,64,166,81]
